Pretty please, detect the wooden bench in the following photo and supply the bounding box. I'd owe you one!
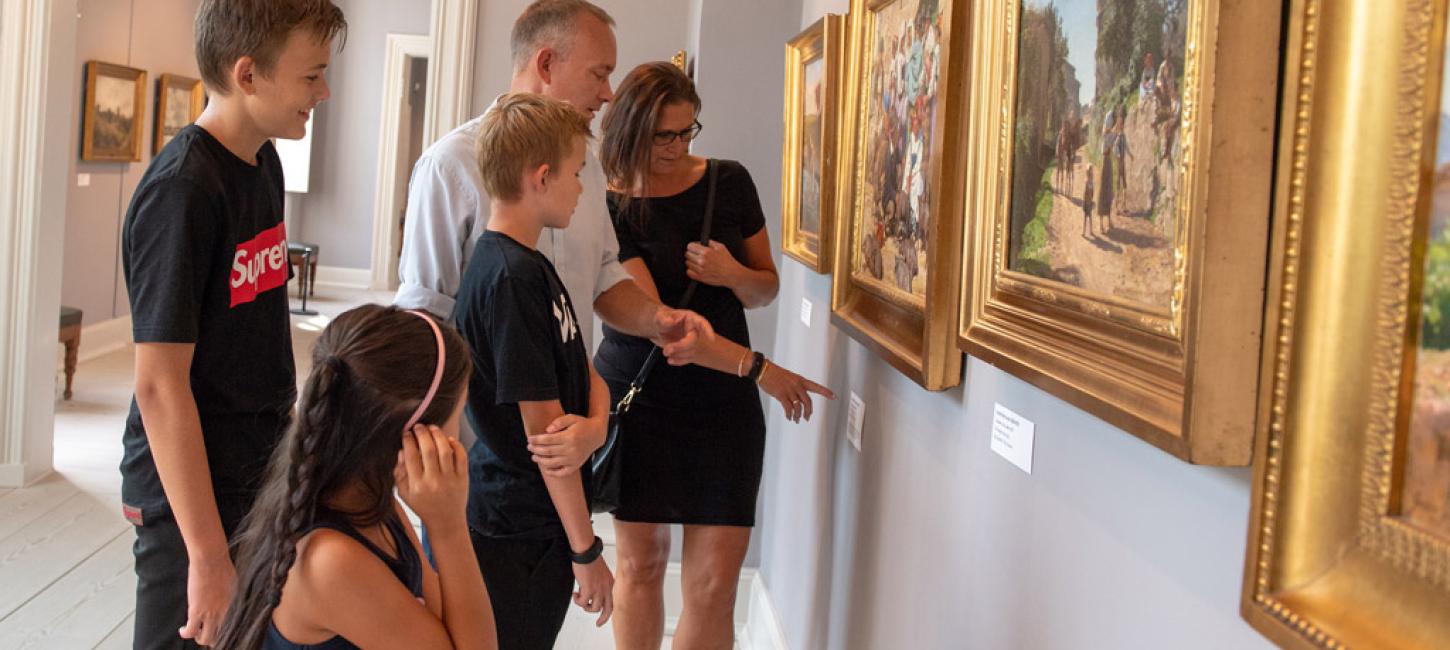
[59,306,82,400]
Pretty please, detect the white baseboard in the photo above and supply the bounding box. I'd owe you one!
[0,462,26,488]
[309,265,371,290]
[0,462,51,488]
[55,315,132,367]
[741,572,789,650]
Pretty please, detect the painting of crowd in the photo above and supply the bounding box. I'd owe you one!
[853,0,943,301]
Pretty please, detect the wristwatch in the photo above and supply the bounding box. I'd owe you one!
[570,535,605,564]
[745,351,767,382]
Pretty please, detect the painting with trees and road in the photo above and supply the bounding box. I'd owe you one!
[1006,0,1187,310]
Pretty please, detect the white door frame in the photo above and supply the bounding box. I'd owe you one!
[369,33,432,292]
[1,0,78,487]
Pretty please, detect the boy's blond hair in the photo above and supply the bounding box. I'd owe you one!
[477,93,593,202]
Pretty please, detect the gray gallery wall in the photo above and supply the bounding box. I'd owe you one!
[743,0,1280,648]
[61,0,202,323]
[288,0,433,270]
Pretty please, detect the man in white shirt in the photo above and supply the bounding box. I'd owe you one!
[395,0,708,355]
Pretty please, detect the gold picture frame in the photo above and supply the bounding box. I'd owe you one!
[956,0,1281,463]
[1241,0,1450,645]
[154,73,205,155]
[81,60,146,162]
[782,15,845,273]
[831,0,967,391]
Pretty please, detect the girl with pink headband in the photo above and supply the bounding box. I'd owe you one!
[218,304,498,650]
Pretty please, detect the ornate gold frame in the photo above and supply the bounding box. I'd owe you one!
[1241,0,1450,645]
[81,60,146,163]
[782,15,844,273]
[956,0,1280,463]
[153,73,205,156]
[831,0,967,390]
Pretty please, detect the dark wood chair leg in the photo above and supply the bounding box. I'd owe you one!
[63,335,78,400]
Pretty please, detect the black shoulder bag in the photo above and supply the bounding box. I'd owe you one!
[590,159,719,513]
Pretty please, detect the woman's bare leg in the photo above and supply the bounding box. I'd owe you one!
[673,525,751,650]
[612,520,671,649]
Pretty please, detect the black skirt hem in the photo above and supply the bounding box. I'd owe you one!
[610,512,756,528]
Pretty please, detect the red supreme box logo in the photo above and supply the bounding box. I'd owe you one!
[230,222,288,307]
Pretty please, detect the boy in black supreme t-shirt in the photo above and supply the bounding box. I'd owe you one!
[452,93,614,649]
[120,2,345,647]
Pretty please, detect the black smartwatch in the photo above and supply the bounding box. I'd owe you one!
[745,351,767,382]
[570,535,605,564]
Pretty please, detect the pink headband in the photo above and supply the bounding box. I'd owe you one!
[403,310,447,432]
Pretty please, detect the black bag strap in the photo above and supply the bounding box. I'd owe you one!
[615,159,720,414]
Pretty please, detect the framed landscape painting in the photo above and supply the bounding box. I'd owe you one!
[81,61,146,162]
[831,0,967,391]
[1242,0,1450,645]
[957,0,1280,463]
[782,14,844,273]
[154,73,204,155]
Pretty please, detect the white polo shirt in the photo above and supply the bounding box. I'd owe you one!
[393,101,632,351]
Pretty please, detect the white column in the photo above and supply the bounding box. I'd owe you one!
[0,0,78,487]
[422,0,477,147]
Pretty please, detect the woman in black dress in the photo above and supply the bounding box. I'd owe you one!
[595,62,834,650]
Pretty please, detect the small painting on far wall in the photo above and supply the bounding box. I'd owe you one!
[155,74,205,155]
[782,14,844,273]
[81,61,146,162]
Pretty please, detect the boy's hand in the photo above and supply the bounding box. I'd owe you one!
[572,557,614,627]
[529,414,607,477]
[179,553,235,646]
[395,424,469,535]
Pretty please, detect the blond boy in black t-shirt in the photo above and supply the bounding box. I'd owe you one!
[121,2,345,647]
[452,92,614,650]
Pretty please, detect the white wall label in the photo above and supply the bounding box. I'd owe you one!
[76,173,90,187]
[800,297,813,327]
[990,403,1035,474]
[846,391,864,452]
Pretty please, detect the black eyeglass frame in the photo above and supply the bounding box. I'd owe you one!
[652,121,704,145]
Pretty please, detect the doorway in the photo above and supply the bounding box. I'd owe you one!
[369,33,432,292]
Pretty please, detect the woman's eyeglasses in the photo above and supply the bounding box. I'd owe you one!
[652,121,703,145]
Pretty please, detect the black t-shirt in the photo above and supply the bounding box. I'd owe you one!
[596,159,766,408]
[120,125,297,518]
[454,230,592,539]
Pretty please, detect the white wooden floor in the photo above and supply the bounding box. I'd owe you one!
[0,286,651,650]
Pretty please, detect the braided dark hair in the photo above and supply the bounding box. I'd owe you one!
[216,304,471,649]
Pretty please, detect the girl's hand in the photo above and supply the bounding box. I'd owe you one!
[395,424,469,535]
[685,241,744,288]
[757,362,836,423]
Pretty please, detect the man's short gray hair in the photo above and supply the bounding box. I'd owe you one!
[511,0,615,73]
